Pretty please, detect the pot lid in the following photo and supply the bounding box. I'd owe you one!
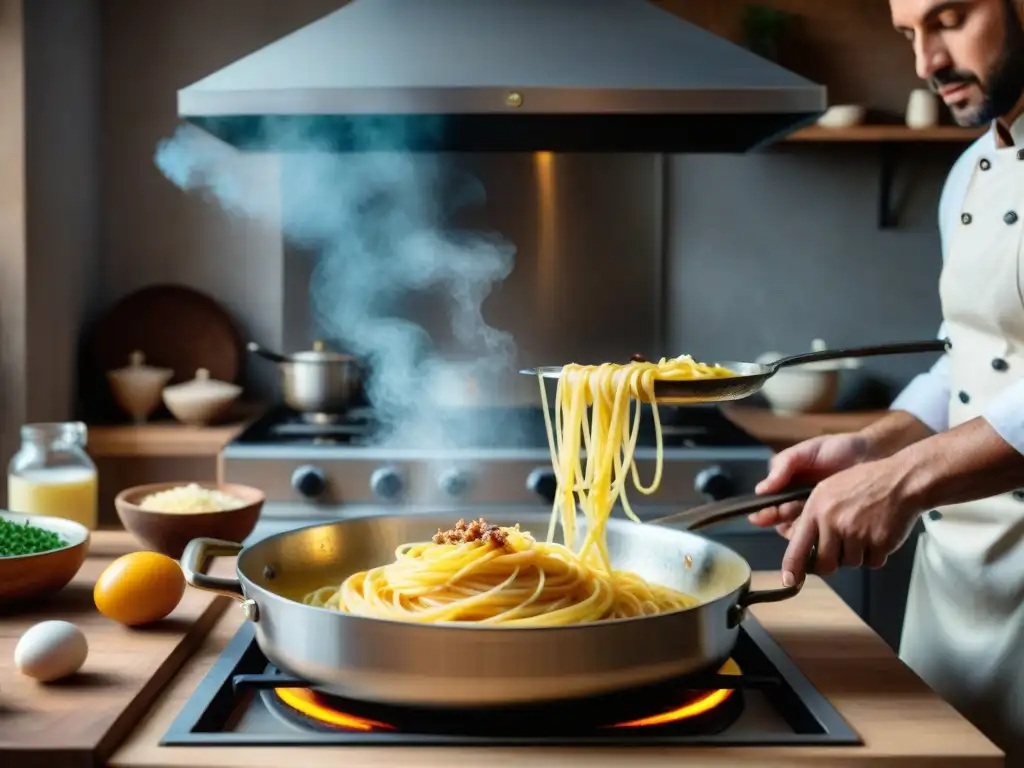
[163,368,243,398]
[290,340,358,364]
[106,350,175,379]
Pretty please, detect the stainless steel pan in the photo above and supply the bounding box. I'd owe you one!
[523,338,948,403]
[181,488,812,708]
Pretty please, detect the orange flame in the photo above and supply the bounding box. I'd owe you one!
[613,658,741,728]
[275,658,740,733]
[275,688,395,731]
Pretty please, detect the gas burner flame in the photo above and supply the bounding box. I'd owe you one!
[274,659,740,733]
[275,688,395,732]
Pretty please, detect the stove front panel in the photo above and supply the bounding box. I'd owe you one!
[222,446,771,509]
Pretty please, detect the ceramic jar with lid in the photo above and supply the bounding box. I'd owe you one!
[162,368,242,426]
[106,350,174,424]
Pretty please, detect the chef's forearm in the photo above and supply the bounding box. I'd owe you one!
[858,410,936,460]
[895,417,1024,511]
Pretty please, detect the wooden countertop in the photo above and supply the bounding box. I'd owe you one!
[0,531,227,768]
[110,572,1002,767]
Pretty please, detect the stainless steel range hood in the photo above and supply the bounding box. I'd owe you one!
[178,0,826,153]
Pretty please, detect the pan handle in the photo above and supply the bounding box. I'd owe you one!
[771,338,949,372]
[180,537,246,601]
[649,487,814,530]
[647,489,818,627]
[729,545,819,627]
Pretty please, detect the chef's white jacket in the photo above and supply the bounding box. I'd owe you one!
[891,128,1024,455]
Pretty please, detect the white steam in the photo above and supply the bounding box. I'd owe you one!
[154,121,517,448]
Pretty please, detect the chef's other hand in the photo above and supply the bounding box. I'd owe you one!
[749,433,869,531]
[780,457,922,586]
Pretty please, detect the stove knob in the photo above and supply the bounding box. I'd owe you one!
[526,467,558,504]
[694,465,734,501]
[291,465,327,498]
[370,467,404,500]
[439,468,473,497]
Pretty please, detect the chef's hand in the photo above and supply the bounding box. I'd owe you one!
[748,433,869,536]
[779,457,923,586]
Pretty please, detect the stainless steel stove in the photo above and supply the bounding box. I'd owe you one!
[161,616,860,747]
[222,404,773,541]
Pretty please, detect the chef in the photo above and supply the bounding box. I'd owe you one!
[750,0,1024,757]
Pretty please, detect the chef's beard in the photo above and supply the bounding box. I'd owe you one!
[931,0,1024,126]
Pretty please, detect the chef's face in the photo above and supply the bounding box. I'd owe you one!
[891,0,1024,126]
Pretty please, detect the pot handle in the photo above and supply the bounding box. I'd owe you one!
[246,341,289,364]
[180,537,245,601]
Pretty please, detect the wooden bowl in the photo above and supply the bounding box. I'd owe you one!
[0,511,90,606]
[114,482,264,559]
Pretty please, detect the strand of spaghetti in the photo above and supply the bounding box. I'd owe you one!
[579,366,635,562]
[565,371,587,549]
[538,371,563,545]
[630,368,663,494]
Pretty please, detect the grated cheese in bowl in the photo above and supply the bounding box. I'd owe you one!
[138,483,246,514]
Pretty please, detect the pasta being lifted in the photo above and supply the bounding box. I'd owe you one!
[542,355,735,565]
[302,354,736,626]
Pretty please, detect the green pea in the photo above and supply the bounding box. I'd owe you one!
[0,518,68,557]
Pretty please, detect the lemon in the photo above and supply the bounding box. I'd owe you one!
[94,551,185,626]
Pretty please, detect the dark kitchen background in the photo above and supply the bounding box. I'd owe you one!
[1,0,962,649]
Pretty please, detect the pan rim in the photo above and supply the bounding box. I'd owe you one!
[235,511,753,633]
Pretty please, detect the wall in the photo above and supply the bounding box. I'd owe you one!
[0,0,28,502]
[0,0,102,506]
[24,0,103,421]
[666,143,959,406]
[666,0,928,118]
[99,0,347,401]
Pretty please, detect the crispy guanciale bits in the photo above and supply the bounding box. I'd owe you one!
[432,517,509,548]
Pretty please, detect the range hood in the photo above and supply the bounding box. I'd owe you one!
[178,0,827,153]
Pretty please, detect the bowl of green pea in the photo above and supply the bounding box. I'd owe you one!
[0,511,90,605]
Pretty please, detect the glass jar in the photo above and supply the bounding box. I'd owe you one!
[7,422,98,529]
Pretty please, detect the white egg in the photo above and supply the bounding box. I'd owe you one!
[14,620,88,682]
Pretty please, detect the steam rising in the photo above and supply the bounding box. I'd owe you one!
[155,120,517,448]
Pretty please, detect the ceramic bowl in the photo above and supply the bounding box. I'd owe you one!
[816,104,866,129]
[115,482,264,559]
[0,511,90,605]
[761,369,841,414]
[162,368,242,426]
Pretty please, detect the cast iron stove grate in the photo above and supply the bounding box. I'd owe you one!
[162,617,861,747]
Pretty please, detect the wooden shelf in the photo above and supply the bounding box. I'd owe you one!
[786,125,985,142]
[87,406,263,458]
[723,405,888,453]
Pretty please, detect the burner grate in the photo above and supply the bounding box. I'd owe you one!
[161,617,861,747]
